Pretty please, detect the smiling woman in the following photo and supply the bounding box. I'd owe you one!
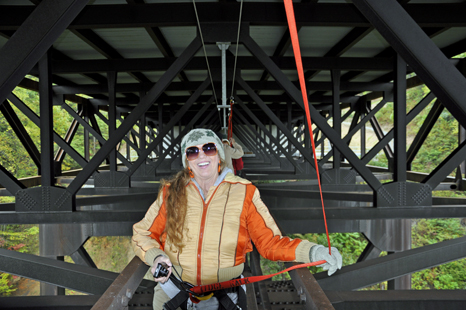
[131,128,342,310]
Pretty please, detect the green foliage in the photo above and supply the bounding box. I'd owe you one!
[0,225,39,296]
[260,233,367,279]
[0,273,16,296]
[0,225,39,254]
[411,218,466,290]
[83,236,134,273]
[411,113,458,174]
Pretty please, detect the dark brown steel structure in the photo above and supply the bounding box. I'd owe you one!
[1,0,466,309]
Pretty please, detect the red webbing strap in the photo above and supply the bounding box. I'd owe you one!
[283,0,331,253]
[228,98,234,141]
[191,260,326,295]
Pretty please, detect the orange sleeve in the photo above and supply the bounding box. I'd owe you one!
[245,185,301,261]
[131,186,168,265]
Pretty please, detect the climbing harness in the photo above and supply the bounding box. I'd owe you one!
[162,266,247,310]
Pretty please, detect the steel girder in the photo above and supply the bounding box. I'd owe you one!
[0,0,88,105]
[406,100,444,169]
[360,92,436,166]
[0,100,41,170]
[92,257,149,309]
[58,102,132,169]
[1,291,465,310]
[66,36,201,195]
[315,236,466,291]
[237,77,327,176]
[352,0,466,129]
[235,96,304,173]
[242,33,382,192]
[0,248,155,295]
[2,3,466,28]
[51,80,394,95]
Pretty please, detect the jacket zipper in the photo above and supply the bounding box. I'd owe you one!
[193,182,224,285]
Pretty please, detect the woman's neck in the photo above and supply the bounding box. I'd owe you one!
[195,175,218,195]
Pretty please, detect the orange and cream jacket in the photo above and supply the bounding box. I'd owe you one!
[132,172,316,286]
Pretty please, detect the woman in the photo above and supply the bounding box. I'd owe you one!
[132,128,342,310]
[221,137,244,174]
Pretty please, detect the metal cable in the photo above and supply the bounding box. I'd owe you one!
[230,0,244,100]
[192,0,219,110]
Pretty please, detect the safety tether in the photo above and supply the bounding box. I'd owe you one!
[227,97,234,141]
[283,0,331,253]
[190,260,326,295]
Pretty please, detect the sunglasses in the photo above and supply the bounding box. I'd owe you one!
[185,143,218,161]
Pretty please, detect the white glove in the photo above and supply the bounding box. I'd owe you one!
[309,245,342,276]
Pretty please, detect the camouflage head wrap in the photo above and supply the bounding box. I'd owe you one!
[181,129,224,168]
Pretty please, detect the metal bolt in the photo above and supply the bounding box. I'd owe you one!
[126,288,132,299]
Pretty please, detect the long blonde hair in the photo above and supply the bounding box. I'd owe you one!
[161,159,226,252]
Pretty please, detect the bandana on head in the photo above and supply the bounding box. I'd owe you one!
[181,129,225,168]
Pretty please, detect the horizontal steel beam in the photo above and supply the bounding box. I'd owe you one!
[2,205,466,224]
[52,80,393,95]
[1,290,464,309]
[0,248,154,295]
[0,294,154,309]
[327,290,466,310]
[45,56,393,74]
[1,3,465,29]
[316,236,466,290]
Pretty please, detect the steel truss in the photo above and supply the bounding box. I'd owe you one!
[0,0,466,308]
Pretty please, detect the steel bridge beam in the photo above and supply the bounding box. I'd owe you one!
[243,33,382,192]
[0,248,154,295]
[352,0,466,129]
[66,36,201,195]
[315,235,466,291]
[2,3,466,28]
[0,0,88,105]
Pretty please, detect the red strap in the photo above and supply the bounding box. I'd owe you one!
[283,0,331,253]
[191,260,326,295]
[228,98,234,141]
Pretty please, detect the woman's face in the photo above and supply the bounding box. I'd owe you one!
[187,143,220,181]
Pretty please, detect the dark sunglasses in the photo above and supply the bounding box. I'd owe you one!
[185,143,218,161]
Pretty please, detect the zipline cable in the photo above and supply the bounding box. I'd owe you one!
[192,0,221,122]
[283,0,331,253]
[230,0,244,100]
[227,0,243,141]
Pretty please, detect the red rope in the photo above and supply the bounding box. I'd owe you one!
[283,0,331,253]
[228,98,234,141]
[191,260,326,295]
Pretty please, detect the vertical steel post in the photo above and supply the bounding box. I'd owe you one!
[107,71,117,172]
[39,50,54,186]
[394,54,407,182]
[217,42,230,133]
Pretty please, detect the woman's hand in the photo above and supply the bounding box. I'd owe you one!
[309,245,342,276]
[151,255,173,284]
